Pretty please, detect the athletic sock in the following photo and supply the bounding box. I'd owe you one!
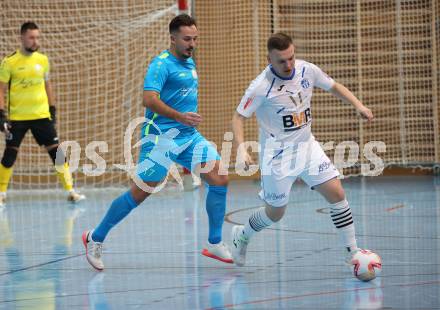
[330,199,357,250]
[206,184,227,244]
[243,207,274,240]
[91,191,139,242]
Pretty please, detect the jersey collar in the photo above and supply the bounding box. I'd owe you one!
[18,48,37,57]
[270,65,295,80]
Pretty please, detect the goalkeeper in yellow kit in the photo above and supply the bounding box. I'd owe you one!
[0,22,85,207]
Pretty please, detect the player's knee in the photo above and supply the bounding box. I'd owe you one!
[270,215,283,222]
[47,144,65,165]
[130,187,150,204]
[316,179,346,203]
[130,181,160,204]
[212,174,228,187]
[329,187,345,203]
[45,143,58,151]
[1,147,18,168]
[266,205,286,222]
[203,173,228,187]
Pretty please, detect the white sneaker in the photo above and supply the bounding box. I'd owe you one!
[82,230,104,271]
[345,247,360,265]
[68,190,86,203]
[231,225,249,267]
[202,241,233,264]
[0,192,6,208]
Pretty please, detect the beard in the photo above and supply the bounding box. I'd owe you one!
[181,48,193,59]
[24,45,39,53]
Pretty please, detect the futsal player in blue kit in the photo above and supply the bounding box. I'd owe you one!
[82,14,233,270]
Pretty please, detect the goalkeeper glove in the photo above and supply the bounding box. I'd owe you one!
[0,109,9,132]
[49,105,56,124]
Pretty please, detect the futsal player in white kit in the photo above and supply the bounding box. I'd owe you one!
[231,32,374,266]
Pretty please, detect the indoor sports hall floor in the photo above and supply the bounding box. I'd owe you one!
[0,176,438,309]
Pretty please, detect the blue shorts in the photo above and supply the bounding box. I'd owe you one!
[137,129,220,182]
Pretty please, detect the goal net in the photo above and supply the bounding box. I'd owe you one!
[0,0,438,190]
[195,0,439,176]
[0,1,177,189]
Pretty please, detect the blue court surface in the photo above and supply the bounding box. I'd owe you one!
[0,176,438,309]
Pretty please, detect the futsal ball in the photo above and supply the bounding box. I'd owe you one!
[351,249,382,282]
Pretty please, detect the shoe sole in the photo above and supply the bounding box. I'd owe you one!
[82,231,104,271]
[201,248,233,264]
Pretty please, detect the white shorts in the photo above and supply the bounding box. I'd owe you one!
[258,138,339,207]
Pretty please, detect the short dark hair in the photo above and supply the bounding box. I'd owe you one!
[267,32,293,52]
[21,21,39,35]
[169,14,197,34]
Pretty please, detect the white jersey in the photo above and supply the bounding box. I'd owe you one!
[237,59,335,149]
